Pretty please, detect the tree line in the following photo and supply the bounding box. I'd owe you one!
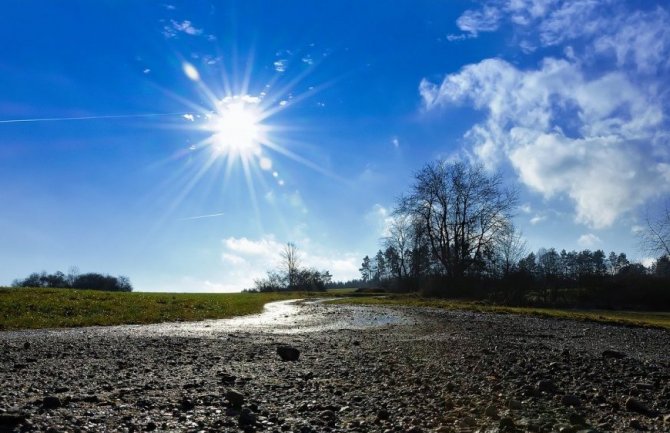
[357,159,670,310]
[248,243,333,292]
[12,267,133,292]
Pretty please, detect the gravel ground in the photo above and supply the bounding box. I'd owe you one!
[1,301,669,433]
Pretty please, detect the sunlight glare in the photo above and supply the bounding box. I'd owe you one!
[208,96,264,158]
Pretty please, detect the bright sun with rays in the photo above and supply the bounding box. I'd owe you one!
[177,60,334,199]
[208,96,263,158]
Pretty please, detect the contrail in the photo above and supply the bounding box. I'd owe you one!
[0,112,183,124]
[178,212,225,221]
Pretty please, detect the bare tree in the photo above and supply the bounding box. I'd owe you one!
[383,214,412,279]
[398,160,517,279]
[641,204,670,257]
[281,242,301,289]
[495,223,527,276]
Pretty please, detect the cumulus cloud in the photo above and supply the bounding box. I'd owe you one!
[578,233,602,248]
[421,2,670,228]
[218,235,361,291]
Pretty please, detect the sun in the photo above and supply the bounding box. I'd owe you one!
[207,95,264,158]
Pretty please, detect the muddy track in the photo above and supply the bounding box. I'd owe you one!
[1,301,669,432]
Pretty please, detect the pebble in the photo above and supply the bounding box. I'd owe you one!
[562,394,581,407]
[225,389,245,409]
[277,345,300,361]
[625,397,657,416]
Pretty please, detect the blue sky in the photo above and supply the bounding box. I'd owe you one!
[1,0,669,291]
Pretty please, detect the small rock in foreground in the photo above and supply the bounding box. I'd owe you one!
[277,345,300,361]
[226,389,245,409]
[625,397,658,416]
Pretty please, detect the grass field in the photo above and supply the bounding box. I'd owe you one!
[4,287,668,331]
[0,288,312,330]
[332,294,670,330]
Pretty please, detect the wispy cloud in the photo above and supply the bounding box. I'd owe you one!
[273,59,288,72]
[530,214,546,225]
[178,212,225,221]
[162,19,203,39]
[456,6,502,37]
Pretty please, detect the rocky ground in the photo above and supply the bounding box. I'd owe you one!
[1,301,669,433]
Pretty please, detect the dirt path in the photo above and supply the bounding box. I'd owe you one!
[1,301,669,432]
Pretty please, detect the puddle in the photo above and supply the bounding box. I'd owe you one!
[133,298,412,336]
[2,298,413,339]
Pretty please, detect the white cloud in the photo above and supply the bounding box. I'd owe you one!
[593,7,670,74]
[216,235,361,291]
[224,236,283,258]
[453,1,670,77]
[457,6,502,36]
[631,225,645,234]
[274,59,287,72]
[578,233,602,248]
[162,20,203,39]
[365,204,394,237]
[420,55,670,228]
[530,214,546,225]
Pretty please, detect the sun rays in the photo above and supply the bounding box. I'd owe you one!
[140,57,344,236]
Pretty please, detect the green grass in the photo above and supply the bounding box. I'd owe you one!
[331,294,670,330]
[0,287,311,330]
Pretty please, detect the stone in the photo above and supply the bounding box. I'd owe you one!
[556,424,576,433]
[562,394,582,407]
[485,405,498,418]
[626,397,658,416]
[179,397,195,411]
[43,396,62,410]
[376,409,390,420]
[537,379,558,393]
[226,389,245,409]
[568,412,586,426]
[0,413,27,428]
[239,408,257,426]
[629,419,644,430]
[507,398,523,410]
[601,349,626,359]
[277,345,300,361]
[321,409,337,421]
[499,417,515,430]
[146,421,157,431]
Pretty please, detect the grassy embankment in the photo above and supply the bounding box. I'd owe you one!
[332,294,670,330]
[0,287,315,331]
